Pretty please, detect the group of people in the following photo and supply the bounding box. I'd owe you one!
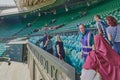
[79,15,120,80]
[79,15,120,61]
[42,34,65,60]
[40,15,120,80]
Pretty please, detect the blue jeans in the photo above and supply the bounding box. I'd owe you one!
[113,42,120,55]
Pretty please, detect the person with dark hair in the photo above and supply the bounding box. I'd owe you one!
[78,24,95,60]
[94,15,109,44]
[55,35,65,60]
[106,16,120,55]
[44,35,53,54]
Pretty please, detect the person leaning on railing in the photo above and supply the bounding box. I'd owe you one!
[44,35,53,55]
[55,35,65,60]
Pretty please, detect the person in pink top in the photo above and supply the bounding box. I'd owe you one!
[81,35,120,80]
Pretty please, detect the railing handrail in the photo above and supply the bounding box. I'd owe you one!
[27,42,75,80]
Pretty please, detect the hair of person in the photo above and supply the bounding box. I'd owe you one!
[79,24,86,28]
[106,16,117,26]
[56,35,62,42]
[94,15,101,19]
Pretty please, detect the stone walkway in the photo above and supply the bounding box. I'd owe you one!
[0,61,31,80]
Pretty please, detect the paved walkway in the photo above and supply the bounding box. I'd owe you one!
[0,61,31,80]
